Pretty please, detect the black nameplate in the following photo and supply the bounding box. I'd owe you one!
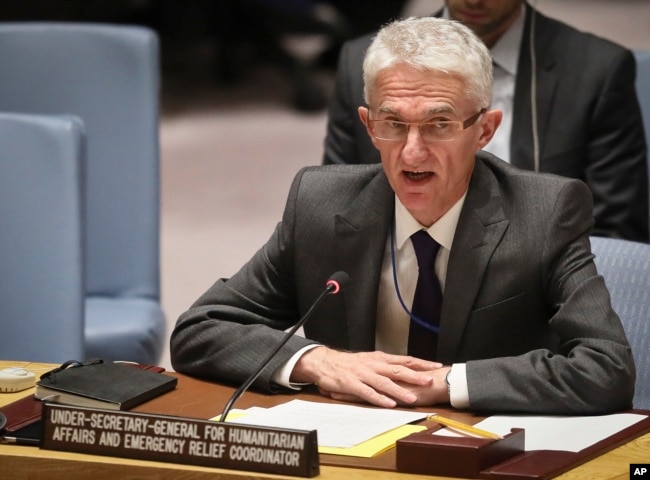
[40,403,319,477]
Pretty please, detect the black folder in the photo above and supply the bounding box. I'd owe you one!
[35,360,177,411]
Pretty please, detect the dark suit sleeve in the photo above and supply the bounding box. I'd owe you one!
[169,168,318,391]
[323,43,357,165]
[323,41,362,165]
[465,180,635,414]
[584,48,649,242]
[322,36,380,165]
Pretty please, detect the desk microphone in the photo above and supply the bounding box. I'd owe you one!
[220,271,350,421]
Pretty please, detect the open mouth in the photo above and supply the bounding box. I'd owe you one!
[403,171,433,181]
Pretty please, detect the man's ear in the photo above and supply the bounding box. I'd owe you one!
[476,109,503,150]
[358,106,381,150]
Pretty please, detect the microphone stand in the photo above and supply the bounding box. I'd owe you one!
[219,279,342,422]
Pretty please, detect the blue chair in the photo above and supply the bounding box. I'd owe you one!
[0,23,165,364]
[590,236,650,409]
[0,113,85,363]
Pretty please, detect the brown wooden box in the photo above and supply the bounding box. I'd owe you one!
[396,428,525,478]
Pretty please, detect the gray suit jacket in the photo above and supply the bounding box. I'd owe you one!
[171,153,635,414]
[322,3,649,243]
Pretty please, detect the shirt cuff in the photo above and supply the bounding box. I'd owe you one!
[271,344,321,390]
[448,363,470,409]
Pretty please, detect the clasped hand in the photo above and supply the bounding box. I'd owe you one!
[291,346,449,408]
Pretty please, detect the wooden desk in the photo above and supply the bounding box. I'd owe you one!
[1,361,648,480]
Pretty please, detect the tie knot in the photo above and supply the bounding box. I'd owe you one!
[411,230,440,270]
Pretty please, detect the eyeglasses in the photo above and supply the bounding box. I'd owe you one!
[368,108,487,142]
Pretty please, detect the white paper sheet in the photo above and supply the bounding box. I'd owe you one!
[230,399,429,448]
[434,413,647,452]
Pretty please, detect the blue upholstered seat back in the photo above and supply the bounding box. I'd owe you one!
[591,236,650,409]
[0,113,85,363]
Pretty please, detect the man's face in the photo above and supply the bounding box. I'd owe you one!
[359,64,501,227]
[445,0,523,46]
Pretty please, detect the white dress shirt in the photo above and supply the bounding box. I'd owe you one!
[375,194,469,408]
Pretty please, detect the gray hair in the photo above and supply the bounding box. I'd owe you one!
[363,16,493,109]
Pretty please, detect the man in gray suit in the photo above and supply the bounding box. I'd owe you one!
[171,17,634,414]
[323,0,649,243]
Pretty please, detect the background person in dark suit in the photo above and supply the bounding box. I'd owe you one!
[171,16,634,415]
[322,0,649,243]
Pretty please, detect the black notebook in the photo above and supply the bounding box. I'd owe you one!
[35,360,177,411]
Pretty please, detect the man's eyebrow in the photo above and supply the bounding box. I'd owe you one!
[426,106,455,115]
[377,106,397,115]
[376,105,456,117]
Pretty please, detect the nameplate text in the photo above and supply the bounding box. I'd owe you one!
[41,403,319,477]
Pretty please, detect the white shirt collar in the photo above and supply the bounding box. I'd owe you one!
[490,5,525,76]
[394,192,467,252]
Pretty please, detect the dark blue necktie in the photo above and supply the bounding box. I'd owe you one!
[408,230,442,361]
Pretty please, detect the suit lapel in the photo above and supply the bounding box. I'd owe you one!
[437,157,509,363]
[511,5,559,171]
[335,170,394,351]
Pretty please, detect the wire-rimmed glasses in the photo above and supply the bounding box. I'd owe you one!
[369,108,487,142]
